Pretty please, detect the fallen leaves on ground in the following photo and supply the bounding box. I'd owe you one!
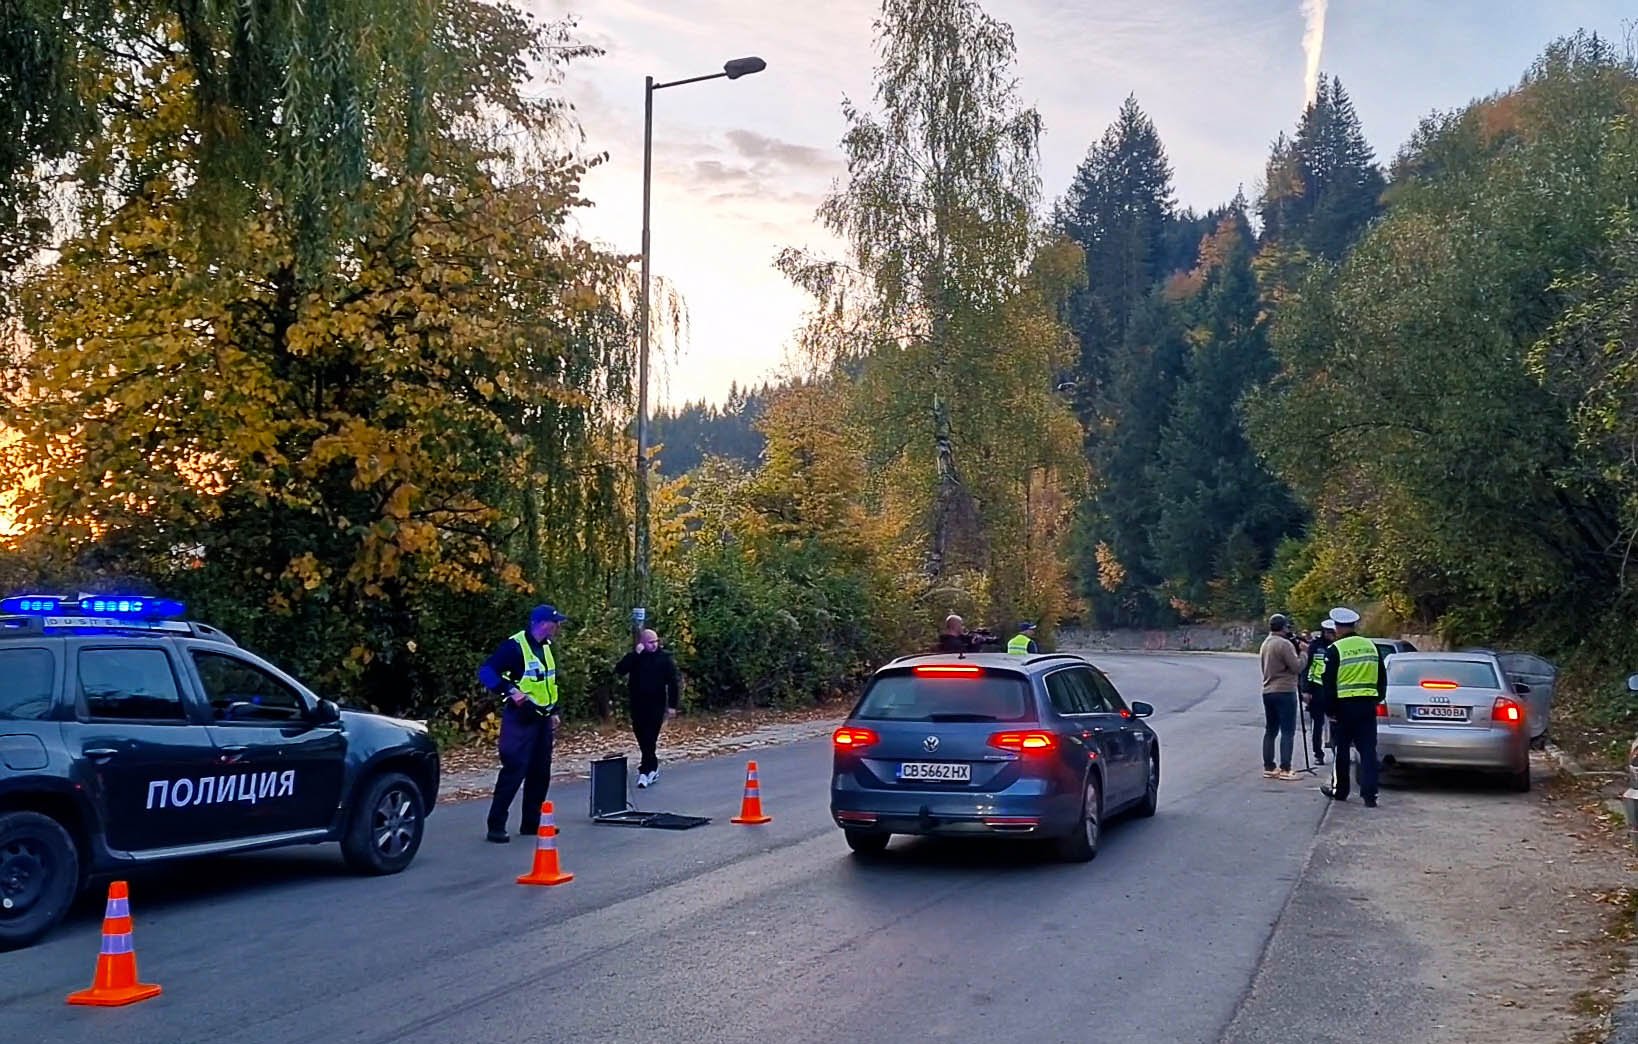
[436,700,848,803]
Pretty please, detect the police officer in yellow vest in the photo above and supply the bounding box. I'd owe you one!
[1007,622,1039,655]
[1317,607,1387,807]
[1300,619,1336,765]
[477,604,568,842]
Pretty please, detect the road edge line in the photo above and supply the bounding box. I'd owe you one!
[1211,793,1336,1043]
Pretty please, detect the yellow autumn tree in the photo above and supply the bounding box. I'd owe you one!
[0,10,637,716]
[780,0,1088,640]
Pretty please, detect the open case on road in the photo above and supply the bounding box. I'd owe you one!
[589,754,710,830]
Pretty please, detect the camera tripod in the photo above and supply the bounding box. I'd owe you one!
[1294,696,1322,777]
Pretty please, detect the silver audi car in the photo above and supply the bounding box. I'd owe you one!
[1377,651,1533,791]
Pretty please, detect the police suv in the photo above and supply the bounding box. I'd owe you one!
[0,594,440,949]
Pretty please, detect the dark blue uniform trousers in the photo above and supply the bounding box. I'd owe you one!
[487,702,555,834]
[1329,698,1380,801]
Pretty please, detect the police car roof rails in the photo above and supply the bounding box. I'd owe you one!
[182,621,239,645]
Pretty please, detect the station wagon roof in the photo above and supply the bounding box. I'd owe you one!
[877,651,1090,673]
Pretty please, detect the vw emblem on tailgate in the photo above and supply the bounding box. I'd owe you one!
[923,735,940,753]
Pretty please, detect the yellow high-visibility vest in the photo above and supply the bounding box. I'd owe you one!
[1333,635,1380,700]
[509,631,559,710]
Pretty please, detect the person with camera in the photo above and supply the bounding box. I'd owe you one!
[1259,613,1304,780]
[476,604,568,843]
[935,614,993,653]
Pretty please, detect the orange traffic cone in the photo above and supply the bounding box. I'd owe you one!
[516,801,574,886]
[730,760,772,825]
[67,881,162,1007]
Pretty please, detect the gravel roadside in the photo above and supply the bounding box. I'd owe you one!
[1220,751,1638,1044]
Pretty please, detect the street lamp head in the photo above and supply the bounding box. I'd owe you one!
[724,56,767,80]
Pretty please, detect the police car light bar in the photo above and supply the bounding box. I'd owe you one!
[0,593,187,620]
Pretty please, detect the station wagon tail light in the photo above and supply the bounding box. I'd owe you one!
[913,665,981,676]
[1419,680,1458,690]
[988,730,1057,753]
[1376,702,1388,718]
[1491,697,1523,724]
[833,726,879,750]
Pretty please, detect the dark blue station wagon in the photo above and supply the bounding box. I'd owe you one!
[830,652,1159,861]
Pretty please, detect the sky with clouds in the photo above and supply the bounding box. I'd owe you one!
[533,0,1635,408]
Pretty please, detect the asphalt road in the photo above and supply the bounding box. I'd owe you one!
[2,652,1333,1044]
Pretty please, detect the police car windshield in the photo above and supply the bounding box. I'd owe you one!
[1386,658,1502,690]
[854,671,1035,723]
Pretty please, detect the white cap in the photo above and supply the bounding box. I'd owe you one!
[1330,607,1361,625]
[1321,619,1336,631]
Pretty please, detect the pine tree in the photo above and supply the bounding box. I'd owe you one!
[1148,209,1303,614]
[1080,292,1191,625]
[1056,96,1177,403]
[1258,75,1385,261]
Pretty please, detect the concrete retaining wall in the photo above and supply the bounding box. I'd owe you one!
[1059,624,1446,653]
[1058,623,1257,652]
[1401,633,1450,651]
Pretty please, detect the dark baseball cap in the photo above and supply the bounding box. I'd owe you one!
[530,604,568,626]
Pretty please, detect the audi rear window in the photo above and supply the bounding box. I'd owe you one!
[1386,659,1502,690]
[853,670,1035,723]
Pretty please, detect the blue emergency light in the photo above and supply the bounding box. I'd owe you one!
[0,593,187,620]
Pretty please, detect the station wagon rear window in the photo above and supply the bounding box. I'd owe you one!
[853,670,1035,723]
[1386,659,1501,690]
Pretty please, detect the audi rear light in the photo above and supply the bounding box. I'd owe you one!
[1492,697,1523,724]
[833,726,879,750]
[1376,702,1388,718]
[988,730,1058,753]
[913,665,982,676]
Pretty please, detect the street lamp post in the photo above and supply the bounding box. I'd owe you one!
[633,55,766,633]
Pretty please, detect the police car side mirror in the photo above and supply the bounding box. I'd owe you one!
[1130,701,1154,718]
[310,698,342,725]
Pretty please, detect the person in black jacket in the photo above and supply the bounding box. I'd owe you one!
[934,614,991,654]
[1301,620,1336,765]
[615,628,682,788]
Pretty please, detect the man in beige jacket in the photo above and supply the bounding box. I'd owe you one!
[1259,614,1304,780]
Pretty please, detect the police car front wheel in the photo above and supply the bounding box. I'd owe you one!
[342,773,425,875]
[0,811,80,951]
